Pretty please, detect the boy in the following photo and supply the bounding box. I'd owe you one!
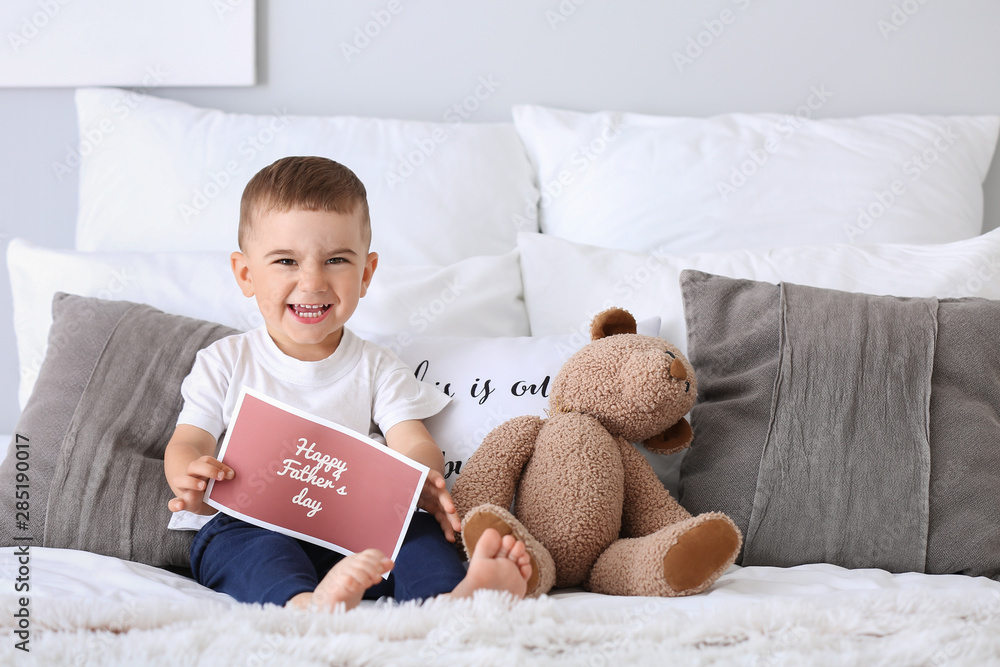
[164,156,531,610]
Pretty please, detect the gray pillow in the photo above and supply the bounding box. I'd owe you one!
[678,270,1000,578]
[0,293,236,567]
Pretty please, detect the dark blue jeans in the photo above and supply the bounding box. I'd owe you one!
[190,511,466,606]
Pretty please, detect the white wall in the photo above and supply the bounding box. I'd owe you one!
[2,0,1000,431]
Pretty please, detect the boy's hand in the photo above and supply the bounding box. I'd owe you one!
[418,470,461,542]
[383,420,461,541]
[167,455,234,515]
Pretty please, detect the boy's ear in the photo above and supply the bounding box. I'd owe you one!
[359,251,378,298]
[231,251,255,297]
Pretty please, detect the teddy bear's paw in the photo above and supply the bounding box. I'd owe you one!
[461,503,556,597]
[660,513,741,595]
[588,513,741,597]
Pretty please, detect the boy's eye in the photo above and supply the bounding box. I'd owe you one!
[276,258,296,266]
[327,257,347,265]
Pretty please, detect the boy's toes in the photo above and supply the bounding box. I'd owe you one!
[508,538,527,562]
[495,533,518,560]
[518,558,533,582]
[472,527,503,560]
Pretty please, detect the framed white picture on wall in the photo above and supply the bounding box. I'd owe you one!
[0,0,255,87]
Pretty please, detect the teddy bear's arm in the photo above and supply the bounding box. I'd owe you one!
[451,415,545,519]
[617,436,694,538]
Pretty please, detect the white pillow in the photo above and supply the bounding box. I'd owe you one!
[369,317,665,493]
[8,240,528,409]
[518,230,1000,356]
[73,88,540,266]
[350,251,529,349]
[512,105,1000,254]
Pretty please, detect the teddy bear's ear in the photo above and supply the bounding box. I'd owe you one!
[590,307,637,341]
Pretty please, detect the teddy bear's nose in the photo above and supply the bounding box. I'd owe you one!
[669,357,687,381]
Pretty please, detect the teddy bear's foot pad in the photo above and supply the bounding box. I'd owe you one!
[588,512,741,597]
[461,504,556,597]
[662,515,741,594]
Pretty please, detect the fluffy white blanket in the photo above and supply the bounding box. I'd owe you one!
[5,586,1000,666]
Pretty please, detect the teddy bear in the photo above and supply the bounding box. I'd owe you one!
[451,307,742,597]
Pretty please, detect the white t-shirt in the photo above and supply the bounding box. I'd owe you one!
[177,326,449,442]
[169,325,450,530]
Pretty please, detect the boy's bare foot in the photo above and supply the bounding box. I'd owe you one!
[449,528,532,599]
[286,548,393,612]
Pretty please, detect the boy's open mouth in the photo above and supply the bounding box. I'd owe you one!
[288,304,331,320]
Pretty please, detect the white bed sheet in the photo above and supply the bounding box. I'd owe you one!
[6,545,998,613]
[553,561,1000,615]
[1,547,233,605]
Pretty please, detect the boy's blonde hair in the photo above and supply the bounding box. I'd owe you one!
[238,156,370,251]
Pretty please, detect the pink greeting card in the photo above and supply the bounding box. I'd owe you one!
[204,387,428,563]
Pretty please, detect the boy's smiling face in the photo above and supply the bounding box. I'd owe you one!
[231,206,377,361]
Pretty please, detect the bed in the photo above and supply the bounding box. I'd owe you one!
[3,86,1000,664]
